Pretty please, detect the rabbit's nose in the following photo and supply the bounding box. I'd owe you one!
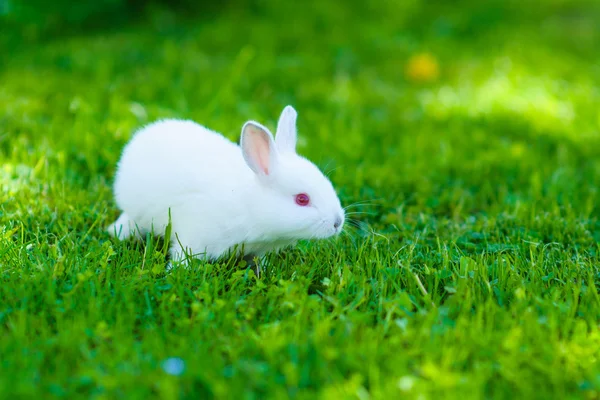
[334,216,343,229]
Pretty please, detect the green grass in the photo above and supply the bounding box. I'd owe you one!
[2,0,600,398]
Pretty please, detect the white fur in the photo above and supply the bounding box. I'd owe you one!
[108,105,344,265]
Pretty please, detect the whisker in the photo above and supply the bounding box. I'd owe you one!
[345,220,365,227]
[324,165,342,177]
[345,222,371,236]
[343,199,382,210]
[344,211,376,216]
[344,200,376,207]
[342,232,358,253]
[348,217,368,224]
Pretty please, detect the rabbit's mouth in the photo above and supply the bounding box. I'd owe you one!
[310,217,343,239]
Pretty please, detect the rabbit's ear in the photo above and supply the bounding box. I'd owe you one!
[241,121,278,176]
[275,105,297,153]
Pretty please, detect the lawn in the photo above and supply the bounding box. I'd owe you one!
[2,0,600,398]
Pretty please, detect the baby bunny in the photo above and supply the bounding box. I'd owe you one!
[108,105,344,267]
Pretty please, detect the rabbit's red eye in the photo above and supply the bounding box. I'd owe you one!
[295,193,310,206]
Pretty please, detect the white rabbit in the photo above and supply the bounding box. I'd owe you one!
[108,105,344,267]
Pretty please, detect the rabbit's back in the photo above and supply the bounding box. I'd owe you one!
[113,119,250,239]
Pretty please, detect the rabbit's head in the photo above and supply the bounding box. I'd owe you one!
[240,106,344,242]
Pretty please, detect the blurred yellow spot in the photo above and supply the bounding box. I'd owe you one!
[95,321,112,339]
[514,287,526,300]
[405,53,440,83]
[510,142,526,157]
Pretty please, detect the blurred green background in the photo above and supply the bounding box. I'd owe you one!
[1,0,600,398]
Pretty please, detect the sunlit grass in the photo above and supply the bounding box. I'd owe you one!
[419,65,576,129]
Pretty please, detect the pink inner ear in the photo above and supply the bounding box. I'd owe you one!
[248,126,271,175]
